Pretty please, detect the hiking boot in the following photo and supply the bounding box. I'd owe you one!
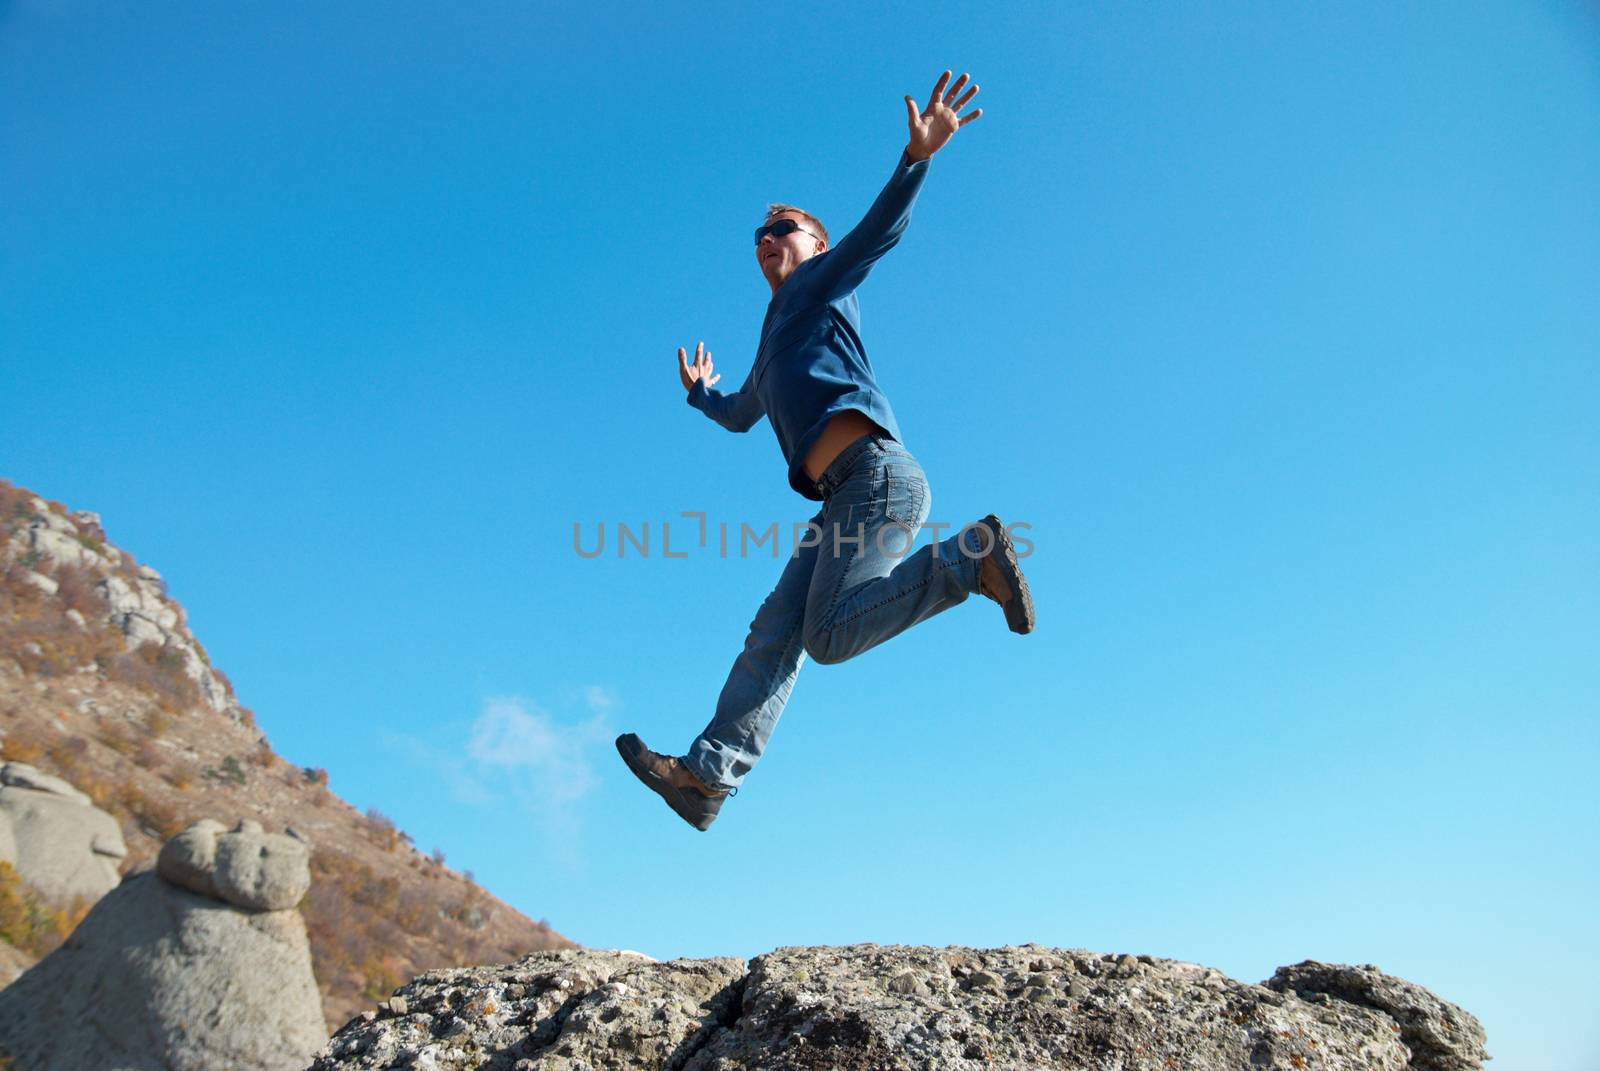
[615,733,731,832]
[974,514,1036,634]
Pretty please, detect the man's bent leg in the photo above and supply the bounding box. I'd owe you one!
[683,514,821,790]
[802,443,987,665]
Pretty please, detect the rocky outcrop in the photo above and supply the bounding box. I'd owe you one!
[0,761,126,904]
[0,820,326,1071]
[6,495,244,721]
[308,944,1487,1071]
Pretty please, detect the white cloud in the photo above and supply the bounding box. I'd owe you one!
[383,732,494,807]
[466,696,611,808]
[382,689,619,871]
[582,684,620,716]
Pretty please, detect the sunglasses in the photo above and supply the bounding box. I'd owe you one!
[754,218,823,246]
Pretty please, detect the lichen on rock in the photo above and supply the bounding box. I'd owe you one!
[306,943,1488,1071]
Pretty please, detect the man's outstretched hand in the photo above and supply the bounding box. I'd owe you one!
[678,340,720,392]
[905,70,982,162]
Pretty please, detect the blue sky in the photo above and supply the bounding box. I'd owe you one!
[3,2,1596,1067]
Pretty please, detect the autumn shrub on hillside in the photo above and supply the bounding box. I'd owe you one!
[108,642,201,714]
[359,956,405,1002]
[98,723,140,758]
[0,862,87,958]
[0,564,40,604]
[135,739,163,769]
[204,754,247,788]
[303,766,331,807]
[0,480,44,535]
[44,737,89,780]
[69,510,107,546]
[78,774,116,811]
[161,761,197,791]
[0,731,44,765]
[363,808,401,852]
[119,784,188,842]
[50,562,104,617]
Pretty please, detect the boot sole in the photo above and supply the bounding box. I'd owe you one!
[982,514,1036,635]
[615,734,724,832]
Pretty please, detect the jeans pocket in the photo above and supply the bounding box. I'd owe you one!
[882,457,928,528]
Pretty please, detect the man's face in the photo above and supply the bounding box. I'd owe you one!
[756,212,825,289]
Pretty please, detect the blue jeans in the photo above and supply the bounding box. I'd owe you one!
[684,432,987,790]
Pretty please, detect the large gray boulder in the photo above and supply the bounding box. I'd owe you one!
[0,825,327,1071]
[157,818,311,910]
[307,944,1487,1070]
[0,761,126,904]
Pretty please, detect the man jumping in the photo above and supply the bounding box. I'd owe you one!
[616,71,1035,830]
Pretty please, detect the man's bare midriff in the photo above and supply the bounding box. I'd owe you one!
[803,408,887,485]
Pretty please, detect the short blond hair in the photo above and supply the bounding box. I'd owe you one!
[764,203,829,247]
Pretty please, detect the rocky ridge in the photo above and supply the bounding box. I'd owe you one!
[309,945,1488,1071]
[7,491,243,723]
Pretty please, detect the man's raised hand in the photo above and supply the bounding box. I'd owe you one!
[678,341,720,392]
[904,70,981,162]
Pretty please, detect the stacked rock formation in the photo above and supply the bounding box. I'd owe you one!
[308,944,1487,1070]
[0,760,126,903]
[0,819,327,1071]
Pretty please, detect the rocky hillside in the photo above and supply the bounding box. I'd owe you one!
[307,945,1488,1070]
[0,477,573,1029]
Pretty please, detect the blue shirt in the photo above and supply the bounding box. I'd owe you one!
[685,150,931,500]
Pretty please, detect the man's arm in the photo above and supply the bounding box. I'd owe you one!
[686,373,764,433]
[680,341,765,433]
[804,71,983,302]
[804,151,930,302]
